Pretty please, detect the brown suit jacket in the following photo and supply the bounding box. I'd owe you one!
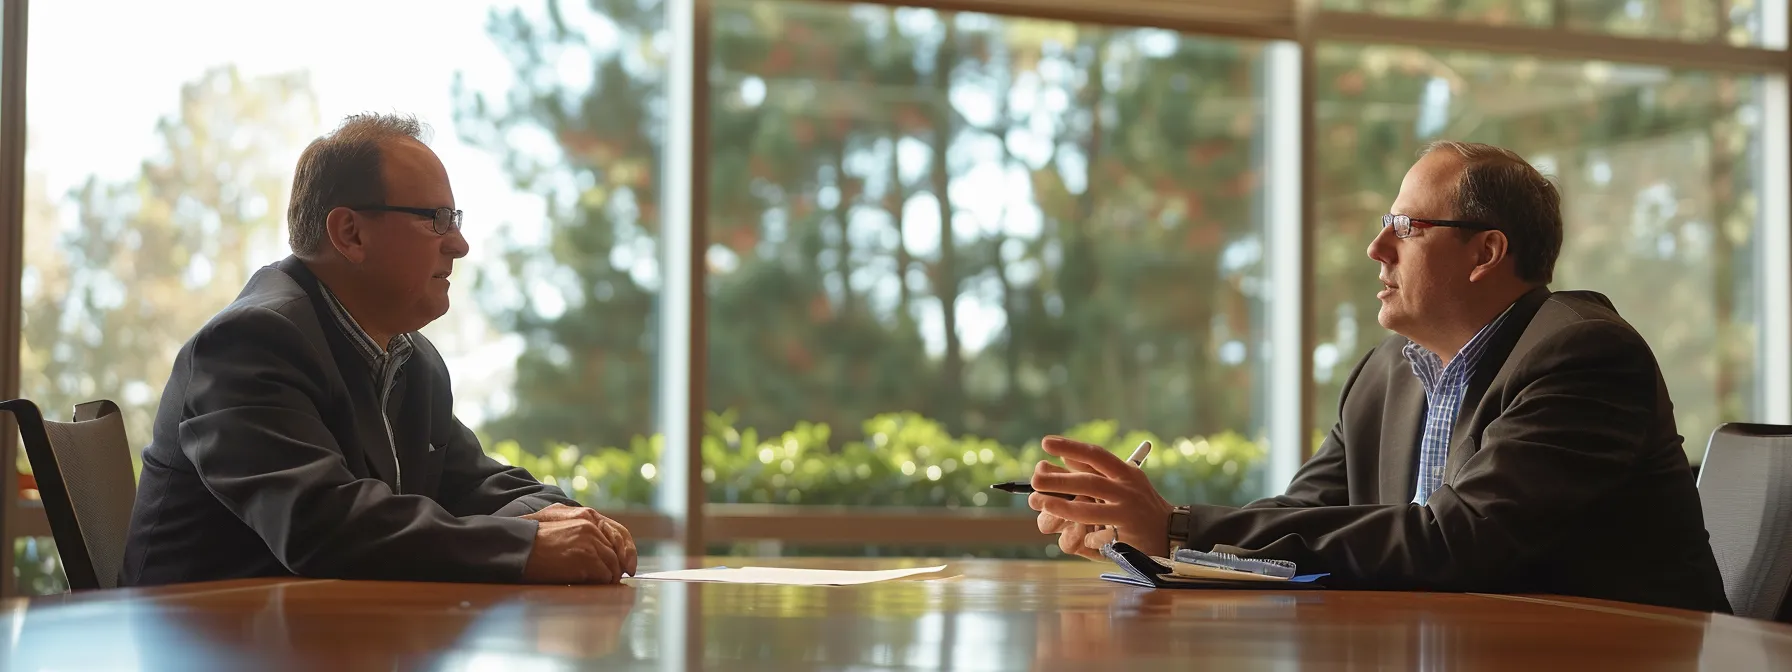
[1182,287,1731,613]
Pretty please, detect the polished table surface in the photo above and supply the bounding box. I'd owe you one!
[2,557,1790,670]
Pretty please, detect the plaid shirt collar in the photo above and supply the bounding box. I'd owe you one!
[316,282,414,376]
[1401,301,1517,504]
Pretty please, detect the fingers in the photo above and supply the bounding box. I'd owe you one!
[1036,510,1068,535]
[1083,527,1117,550]
[578,520,621,584]
[1060,455,1105,475]
[1057,523,1090,556]
[1039,506,1109,561]
[1032,493,1123,526]
[1030,448,1105,479]
[1071,542,1106,561]
[1031,468,1124,502]
[1041,436,1130,478]
[615,524,638,577]
[1034,461,1071,476]
[598,518,638,577]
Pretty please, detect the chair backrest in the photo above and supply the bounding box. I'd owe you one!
[1,398,136,590]
[1697,423,1792,622]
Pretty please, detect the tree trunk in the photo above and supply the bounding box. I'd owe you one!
[930,21,964,427]
[832,144,856,319]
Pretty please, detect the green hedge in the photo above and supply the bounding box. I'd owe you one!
[483,411,1268,510]
[13,413,1267,596]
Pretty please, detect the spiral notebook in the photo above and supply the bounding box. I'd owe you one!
[1099,542,1329,589]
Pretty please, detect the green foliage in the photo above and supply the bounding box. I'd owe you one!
[13,537,67,597]
[483,410,1267,510]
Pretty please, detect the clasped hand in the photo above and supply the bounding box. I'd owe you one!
[520,503,638,584]
[1027,436,1173,559]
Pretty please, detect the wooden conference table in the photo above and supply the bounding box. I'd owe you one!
[1,557,1789,670]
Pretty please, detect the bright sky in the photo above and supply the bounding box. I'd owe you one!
[26,0,541,426]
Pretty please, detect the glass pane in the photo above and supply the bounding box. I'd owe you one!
[23,0,664,551]
[1320,0,1553,26]
[704,1,1277,514]
[1312,43,1763,463]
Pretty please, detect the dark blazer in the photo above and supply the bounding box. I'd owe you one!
[1183,288,1731,613]
[121,256,577,586]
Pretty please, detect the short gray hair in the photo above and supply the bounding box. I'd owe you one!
[1420,140,1563,284]
[287,113,429,256]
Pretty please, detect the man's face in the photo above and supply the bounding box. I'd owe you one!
[357,139,467,333]
[1366,152,1483,337]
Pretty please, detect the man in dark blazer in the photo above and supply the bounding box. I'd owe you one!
[1028,141,1731,613]
[121,113,635,586]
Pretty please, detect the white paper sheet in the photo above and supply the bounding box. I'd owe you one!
[628,564,948,586]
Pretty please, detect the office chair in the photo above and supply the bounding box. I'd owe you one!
[1,398,136,590]
[1697,423,1792,622]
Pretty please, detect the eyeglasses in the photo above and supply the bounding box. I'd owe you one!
[1382,213,1497,239]
[353,205,463,236]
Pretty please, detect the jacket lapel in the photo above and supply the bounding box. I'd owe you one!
[277,255,402,491]
[390,361,440,496]
[354,380,401,490]
[1444,287,1553,480]
[1379,364,1428,504]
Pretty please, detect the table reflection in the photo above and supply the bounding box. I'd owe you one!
[1,580,642,671]
[0,559,1785,671]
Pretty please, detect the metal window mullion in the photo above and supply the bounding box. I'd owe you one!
[1759,3,1792,426]
[0,0,29,598]
[659,0,710,560]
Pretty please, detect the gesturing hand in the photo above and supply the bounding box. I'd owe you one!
[1027,436,1174,558]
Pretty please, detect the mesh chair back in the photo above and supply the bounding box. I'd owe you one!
[1698,423,1792,622]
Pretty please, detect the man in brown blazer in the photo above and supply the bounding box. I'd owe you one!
[1029,141,1732,613]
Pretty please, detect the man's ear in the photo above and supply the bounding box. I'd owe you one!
[325,207,368,263]
[1467,230,1509,282]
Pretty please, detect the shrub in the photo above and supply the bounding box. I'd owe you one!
[483,411,1269,510]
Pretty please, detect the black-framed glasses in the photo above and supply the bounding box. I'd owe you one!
[1381,213,1497,239]
[353,205,463,236]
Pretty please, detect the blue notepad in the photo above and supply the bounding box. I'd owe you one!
[1099,542,1329,589]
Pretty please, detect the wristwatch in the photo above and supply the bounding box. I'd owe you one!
[1167,505,1192,551]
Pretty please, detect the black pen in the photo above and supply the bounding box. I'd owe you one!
[990,480,1076,500]
[990,440,1152,501]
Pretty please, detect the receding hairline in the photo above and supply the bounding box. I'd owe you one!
[1417,139,1531,168]
[1414,140,1547,211]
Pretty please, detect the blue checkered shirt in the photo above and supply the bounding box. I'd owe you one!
[1402,307,1513,505]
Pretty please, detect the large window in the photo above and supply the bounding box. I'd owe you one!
[1311,44,1765,462]
[701,1,1276,514]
